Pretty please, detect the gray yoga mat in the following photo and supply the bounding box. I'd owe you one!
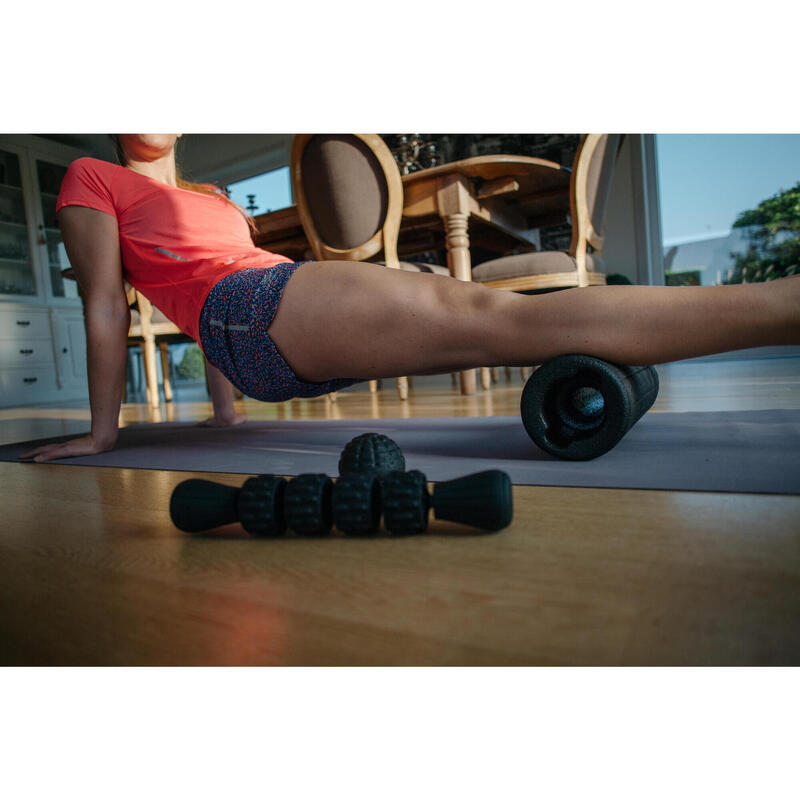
[2,411,799,494]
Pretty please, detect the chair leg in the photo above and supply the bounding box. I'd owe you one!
[491,367,499,383]
[459,370,477,395]
[505,367,512,381]
[480,367,492,390]
[369,380,378,393]
[141,335,160,409]
[158,341,173,403]
[122,351,129,404]
[396,376,409,401]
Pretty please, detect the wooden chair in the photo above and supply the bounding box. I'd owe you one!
[470,134,621,386]
[63,269,217,409]
[290,133,449,401]
[62,268,189,407]
[472,134,622,292]
[125,284,198,408]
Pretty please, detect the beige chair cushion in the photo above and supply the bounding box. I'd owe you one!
[472,251,606,282]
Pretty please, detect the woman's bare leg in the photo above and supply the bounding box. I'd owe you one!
[267,261,800,383]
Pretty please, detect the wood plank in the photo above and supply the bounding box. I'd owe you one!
[401,155,567,184]
[476,177,520,200]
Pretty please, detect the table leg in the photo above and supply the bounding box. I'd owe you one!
[443,211,477,395]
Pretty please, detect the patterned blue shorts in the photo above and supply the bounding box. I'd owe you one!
[198,263,362,402]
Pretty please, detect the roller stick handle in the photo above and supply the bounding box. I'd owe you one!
[170,478,240,533]
[432,470,513,531]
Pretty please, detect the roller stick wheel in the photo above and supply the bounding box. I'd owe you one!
[284,474,334,536]
[382,470,430,536]
[237,475,287,537]
[332,473,382,535]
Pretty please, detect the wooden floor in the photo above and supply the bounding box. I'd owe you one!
[1,355,799,665]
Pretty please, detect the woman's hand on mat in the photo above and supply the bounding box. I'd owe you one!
[196,413,248,428]
[18,433,117,463]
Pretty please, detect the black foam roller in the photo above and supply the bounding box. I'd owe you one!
[237,475,287,537]
[520,354,659,460]
[170,478,240,533]
[382,470,430,536]
[283,474,334,535]
[332,473,382,535]
[432,470,513,531]
[338,432,406,478]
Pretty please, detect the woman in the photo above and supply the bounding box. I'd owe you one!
[20,133,800,463]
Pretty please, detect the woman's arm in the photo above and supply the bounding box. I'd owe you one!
[198,358,247,427]
[19,206,129,462]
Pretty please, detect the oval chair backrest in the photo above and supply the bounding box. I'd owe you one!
[569,134,622,255]
[585,134,621,235]
[291,134,403,264]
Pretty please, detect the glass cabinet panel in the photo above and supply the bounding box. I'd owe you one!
[36,159,77,299]
[0,149,36,296]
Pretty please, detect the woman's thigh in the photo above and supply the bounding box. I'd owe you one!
[266,260,499,382]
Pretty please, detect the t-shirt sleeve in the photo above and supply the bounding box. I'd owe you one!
[56,158,117,217]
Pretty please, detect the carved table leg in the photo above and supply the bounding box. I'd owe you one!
[443,211,477,395]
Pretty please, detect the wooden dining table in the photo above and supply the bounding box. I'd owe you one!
[253,155,572,395]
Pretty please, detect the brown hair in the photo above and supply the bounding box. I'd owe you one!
[109,134,258,234]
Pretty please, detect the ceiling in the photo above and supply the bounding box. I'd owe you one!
[36,133,294,184]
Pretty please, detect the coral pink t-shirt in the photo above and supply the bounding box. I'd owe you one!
[56,157,291,342]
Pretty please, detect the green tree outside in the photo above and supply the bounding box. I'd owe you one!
[724,182,800,284]
[176,344,206,381]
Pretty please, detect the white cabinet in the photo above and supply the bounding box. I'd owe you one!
[0,305,58,405]
[0,302,89,406]
[0,135,90,407]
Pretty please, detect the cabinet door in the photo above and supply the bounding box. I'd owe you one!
[0,148,37,297]
[34,159,79,301]
[51,308,88,393]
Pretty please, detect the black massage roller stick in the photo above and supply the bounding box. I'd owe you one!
[169,469,512,537]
